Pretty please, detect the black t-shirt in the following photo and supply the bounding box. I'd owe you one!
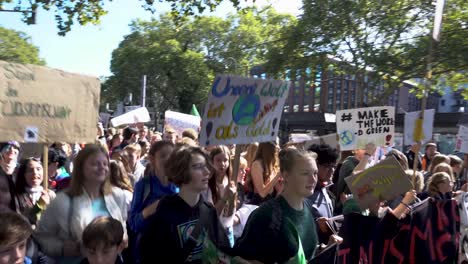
[140,194,231,263]
[234,196,318,263]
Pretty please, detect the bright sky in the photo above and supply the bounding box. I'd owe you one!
[0,0,302,78]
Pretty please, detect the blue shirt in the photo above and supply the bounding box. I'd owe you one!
[91,198,110,218]
[129,172,179,232]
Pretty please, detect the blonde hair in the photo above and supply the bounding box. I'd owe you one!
[68,144,113,197]
[405,170,424,193]
[279,148,317,173]
[109,160,133,192]
[124,143,142,155]
[387,149,409,170]
[433,163,454,181]
[243,143,259,168]
[428,154,450,173]
[426,172,452,197]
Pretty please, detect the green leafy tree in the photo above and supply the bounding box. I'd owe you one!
[0,26,45,65]
[102,7,296,113]
[267,0,468,101]
[0,0,251,36]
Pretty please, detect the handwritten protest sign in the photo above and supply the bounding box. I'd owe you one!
[404,109,435,145]
[110,107,150,127]
[345,156,411,210]
[336,106,395,151]
[456,125,468,154]
[0,61,100,143]
[200,75,289,146]
[164,110,201,136]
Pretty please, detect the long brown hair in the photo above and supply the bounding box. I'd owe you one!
[243,143,259,168]
[15,157,42,195]
[253,142,278,182]
[109,160,133,192]
[209,146,232,204]
[67,144,113,197]
[165,146,214,187]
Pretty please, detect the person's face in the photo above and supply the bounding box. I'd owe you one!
[84,244,121,264]
[317,162,336,184]
[354,149,366,160]
[48,162,59,179]
[213,152,229,177]
[112,136,123,148]
[83,153,109,184]
[25,160,43,188]
[437,179,453,194]
[426,146,437,158]
[237,165,247,184]
[452,164,463,175]
[0,239,27,264]
[153,145,174,176]
[130,133,139,143]
[163,133,176,144]
[151,134,162,144]
[126,151,140,168]
[139,128,148,140]
[1,146,19,162]
[186,154,211,193]
[284,157,318,198]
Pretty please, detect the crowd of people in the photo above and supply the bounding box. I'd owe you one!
[0,122,467,264]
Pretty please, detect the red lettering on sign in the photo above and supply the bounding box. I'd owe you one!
[410,219,436,262]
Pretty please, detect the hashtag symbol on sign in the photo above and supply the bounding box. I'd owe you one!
[341,113,352,122]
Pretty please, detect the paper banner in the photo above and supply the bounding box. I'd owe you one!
[336,106,395,151]
[0,61,100,143]
[164,110,201,136]
[456,125,468,154]
[110,107,150,127]
[404,109,435,145]
[200,75,289,146]
[344,156,412,210]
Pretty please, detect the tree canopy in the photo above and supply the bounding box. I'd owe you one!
[101,7,296,114]
[266,0,468,100]
[0,0,250,36]
[0,26,45,65]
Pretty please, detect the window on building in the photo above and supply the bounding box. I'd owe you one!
[441,99,445,106]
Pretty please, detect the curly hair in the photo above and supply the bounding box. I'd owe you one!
[426,172,452,197]
[307,144,338,165]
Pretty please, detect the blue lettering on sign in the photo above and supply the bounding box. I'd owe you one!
[211,77,257,98]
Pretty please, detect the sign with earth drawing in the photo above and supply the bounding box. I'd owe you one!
[336,106,395,151]
[200,75,290,146]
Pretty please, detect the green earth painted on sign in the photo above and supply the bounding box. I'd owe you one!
[232,94,260,126]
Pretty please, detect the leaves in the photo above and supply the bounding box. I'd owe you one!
[0,26,45,65]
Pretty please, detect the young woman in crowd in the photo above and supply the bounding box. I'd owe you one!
[246,142,281,205]
[426,172,454,199]
[433,163,455,182]
[207,146,237,246]
[15,158,56,226]
[424,154,450,182]
[140,146,231,263]
[34,144,128,263]
[235,148,327,263]
[109,160,134,209]
[128,141,177,234]
[242,143,259,168]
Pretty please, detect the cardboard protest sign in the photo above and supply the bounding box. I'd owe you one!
[456,125,468,154]
[336,106,395,151]
[200,75,289,146]
[338,199,460,264]
[110,107,150,127]
[344,156,412,210]
[404,109,435,145]
[0,61,100,143]
[164,110,201,136]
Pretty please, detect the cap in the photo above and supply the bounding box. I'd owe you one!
[0,141,21,152]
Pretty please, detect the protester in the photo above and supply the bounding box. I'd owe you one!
[424,154,450,183]
[0,165,19,212]
[449,154,463,179]
[426,172,454,199]
[118,127,139,150]
[242,143,258,168]
[433,163,455,181]
[128,141,177,233]
[235,148,338,263]
[405,143,422,171]
[330,150,353,196]
[109,160,133,209]
[405,170,424,193]
[307,144,339,219]
[387,149,409,170]
[46,148,71,192]
[162,127,177,144]
[182,128,198,141]
[139,126,149,142]
[123,144,146,185]
[208,146,237,245]
[81,217,125,264]
[422,143,437,171]
[15,158,56,226]
[150,132,162,145]
[109,134,123,157]
[233,157,256,240]
[456,154,468,190]
[34,144,128,263]
[0,141,20,180]
[137,140,150,167]
[0,211,33,264]
[140,146,231,263]
[246,142,281,205]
